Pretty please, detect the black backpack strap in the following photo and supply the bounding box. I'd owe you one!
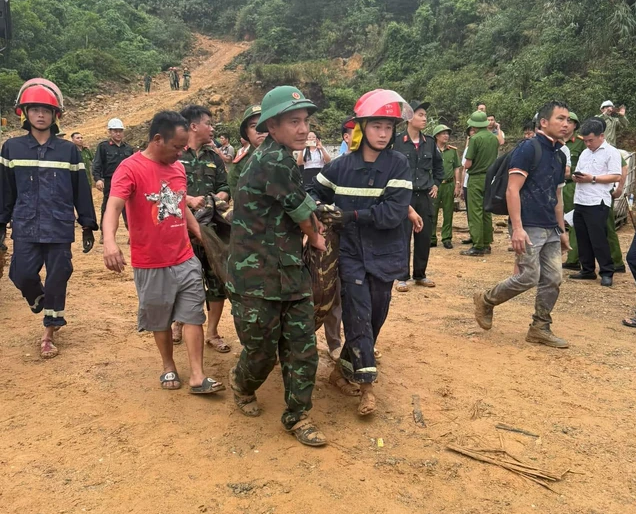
[529,137,542,175]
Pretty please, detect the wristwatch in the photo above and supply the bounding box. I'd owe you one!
[592,176,597,184]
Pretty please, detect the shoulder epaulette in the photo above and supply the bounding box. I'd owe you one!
[577,135,584,141]
[448,145,457,150]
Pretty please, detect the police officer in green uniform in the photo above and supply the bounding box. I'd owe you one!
[461,111,500,256]
[431,124,461,249]
[563,112,627,272]
[71,132,94,187]
[227,86,327,447]
[171,105,232,351]
[228,105,267,199]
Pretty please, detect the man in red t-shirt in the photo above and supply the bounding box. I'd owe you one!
[102,111,225,394]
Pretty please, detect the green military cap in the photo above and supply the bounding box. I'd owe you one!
[467,111,489,128]
[568,111,580,130]
[432,124,452,137]
[240,104,262,140]
[256,86,317,133]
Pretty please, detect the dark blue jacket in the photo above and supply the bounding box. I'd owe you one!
[0,134,98,243]
[308,149,412,284]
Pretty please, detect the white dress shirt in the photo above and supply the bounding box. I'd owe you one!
[574,141,622,206]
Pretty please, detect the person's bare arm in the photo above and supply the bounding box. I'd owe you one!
[103,196,127,272]
[454,167,462,197]
[185,207,202,241]
[299,214,326,251]
[554,186,570,252]
[612,164,628,198]
[464,159,473,170]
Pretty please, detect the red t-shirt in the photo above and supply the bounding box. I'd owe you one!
[110,152,194,269]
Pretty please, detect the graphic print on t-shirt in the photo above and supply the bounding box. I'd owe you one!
[145,181,186,224]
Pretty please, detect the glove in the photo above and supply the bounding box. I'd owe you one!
[316,204,357,227]
[82,228,95,254]
[0,223,6,249]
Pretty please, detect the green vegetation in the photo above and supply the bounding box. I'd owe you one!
[2,0,635,141]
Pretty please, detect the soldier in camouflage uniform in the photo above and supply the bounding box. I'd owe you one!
[227,86,327,447]
[228,105,267,199]
[182,67,191,91]
[171,105,231,351]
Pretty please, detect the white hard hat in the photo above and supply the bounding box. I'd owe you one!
[107,118,125,130]
[601,100,614,109]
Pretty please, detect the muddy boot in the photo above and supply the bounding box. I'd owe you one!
[473,292,494,330]
[525,324,568,349]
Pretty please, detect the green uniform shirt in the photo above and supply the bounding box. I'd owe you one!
[599,113,628,147]
[565,135,586,176]
[80,147,94,182]
[465,128,499,175]
[227,136,317,301]
[228,145,254,200]
[440,145,461,181]
[180,145,230,198]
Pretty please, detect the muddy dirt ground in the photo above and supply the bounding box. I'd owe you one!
[1,204,635,514]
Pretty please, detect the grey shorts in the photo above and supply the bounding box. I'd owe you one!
[133,256,206,332]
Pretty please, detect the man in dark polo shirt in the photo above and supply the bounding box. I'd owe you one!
[473,101,571,348]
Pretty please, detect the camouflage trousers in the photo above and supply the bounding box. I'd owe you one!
[230,295,318,429]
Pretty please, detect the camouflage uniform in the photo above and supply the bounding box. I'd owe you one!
[183,70,191,91]
[226,135,318,430]
[181,145,230,302]
[228,145,254,200]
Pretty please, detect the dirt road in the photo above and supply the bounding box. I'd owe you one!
[1,207,635,513]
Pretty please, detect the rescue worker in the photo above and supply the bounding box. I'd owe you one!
[227,105,267,199]
[168,68,176,90]
[93,118,134,243]
[171,105,231,352]
[309,89,414,416]
[71,131,94,187]
[144,73,152,94]
[182,67,191,91]
[461,111,499,256]
[393,100,443,291]
[0,79,98,358]
[563,113,627,272]
[598,100,628,147]
[430,125,461,249]
[174,68,181,91]
[227,86,327,447]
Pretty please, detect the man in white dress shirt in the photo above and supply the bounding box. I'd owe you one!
[570,118,622,287]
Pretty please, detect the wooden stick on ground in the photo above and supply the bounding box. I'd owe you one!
[495,423,539,438]
[412,394,426,428]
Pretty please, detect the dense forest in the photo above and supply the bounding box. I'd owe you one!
[1,0,635,138]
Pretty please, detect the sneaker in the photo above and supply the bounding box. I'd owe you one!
[473,292,493,330]
[415,278,436,287]
[443,241,453,249]
[525,325,568,348]
[460,247,485,257]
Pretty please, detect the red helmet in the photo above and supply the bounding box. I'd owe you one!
[353,89,413,122]
[15,79,64,118]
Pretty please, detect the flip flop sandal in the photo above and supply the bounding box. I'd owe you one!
[190,377,226,395]
[160,371,182,390]
[622,317,636,328]
[328,368,360,396]
[40,337,59,359]
[206,335,231,353]
[358,391,377,417]
[287,419,327,447]
[233,393,262,417]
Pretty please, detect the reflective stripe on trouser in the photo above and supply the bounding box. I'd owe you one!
[339,274,393,384]
[467,174,493,249]
[431,181,455,244]
[484,227,562,326]
[230,295,318,430]
[9,241,73,327]
[400,190,433,281]
[565,185,624,267]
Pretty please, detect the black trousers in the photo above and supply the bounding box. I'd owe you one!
[100,178,128,231]
[400,190,433,281]
[573,202,613,277]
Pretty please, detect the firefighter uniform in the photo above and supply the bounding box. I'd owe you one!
[309,149,412,383]
[0,134,98,327]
